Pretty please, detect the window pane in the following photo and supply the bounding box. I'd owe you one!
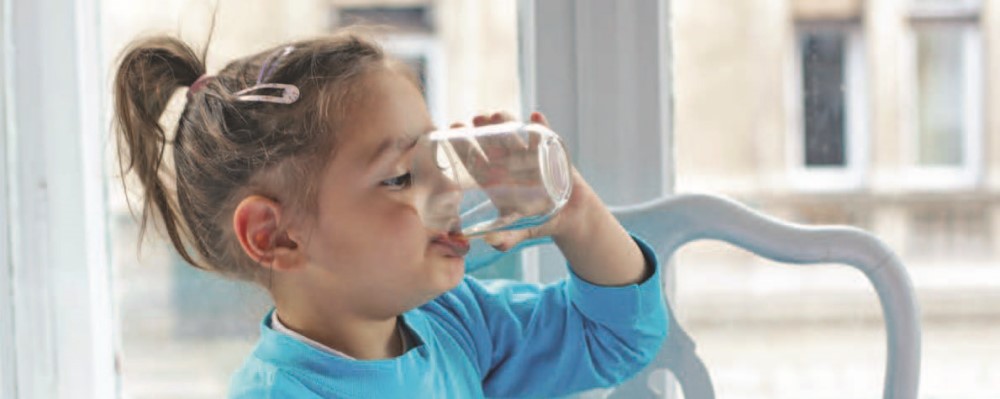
[916,26,965,166]
[801,31,847,167]
[336,6,435,34]
[674,0,997,397]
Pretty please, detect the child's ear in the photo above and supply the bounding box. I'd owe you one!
[233,195,305,271]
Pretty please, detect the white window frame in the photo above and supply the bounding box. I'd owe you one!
[1,0,116,398]
[899,3,983,190]
[786,22,869,192]
[1,0,13,394]
[519,0,674,396]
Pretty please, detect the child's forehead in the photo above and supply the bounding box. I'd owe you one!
[338,68,432,155]
[340,122,429,169]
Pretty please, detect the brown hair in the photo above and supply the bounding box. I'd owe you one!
[113,31,386,282]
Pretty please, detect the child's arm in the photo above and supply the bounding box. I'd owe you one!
[429,111,667,397]
[423,236,666,397]
[553,168,650,284]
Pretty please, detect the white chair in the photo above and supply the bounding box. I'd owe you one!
[470,193,922,398]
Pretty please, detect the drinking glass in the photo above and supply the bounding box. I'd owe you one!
[412,121,573,239]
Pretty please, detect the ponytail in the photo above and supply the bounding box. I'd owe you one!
[113,37,207,269]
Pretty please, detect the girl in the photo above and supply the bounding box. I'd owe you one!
[114,30,668,398]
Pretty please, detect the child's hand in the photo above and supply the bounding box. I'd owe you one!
[456,110,648,286]
[461,111,600,252]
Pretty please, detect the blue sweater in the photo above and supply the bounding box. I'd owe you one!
[229,237,668,398]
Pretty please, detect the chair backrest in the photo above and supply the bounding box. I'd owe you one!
[606,194,921,399]
[467,193,922,398]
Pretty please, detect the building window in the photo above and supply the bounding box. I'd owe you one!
[903,1,982,188]
[789,23,867,191]
[336,6,435,34]
[915,26,966,167]
[801,30,847,167]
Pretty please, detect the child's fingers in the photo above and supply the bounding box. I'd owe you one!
[444,122,488,176]
[528,126,542,149]
[483,231,508,251]
[492,111,516,124]
[473,111,516,127]
[482,228,535,252]
[456,111,533,182]
[468,111,528,161]
[493,110,528,150]
[472,114,490,127]
[527,111,556,153]
[530,111,550,127]
[448,136,486,173]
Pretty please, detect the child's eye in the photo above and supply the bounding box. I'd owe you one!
[380,172,412,190]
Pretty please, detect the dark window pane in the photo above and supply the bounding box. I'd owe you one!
[336,6,434,33]
[801,31,847,167]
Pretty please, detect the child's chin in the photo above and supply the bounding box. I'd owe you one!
[433,257,465,290]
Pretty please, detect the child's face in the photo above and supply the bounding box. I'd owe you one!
[300,66,463,314]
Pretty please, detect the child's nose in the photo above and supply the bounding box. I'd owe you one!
[426,171,463,214]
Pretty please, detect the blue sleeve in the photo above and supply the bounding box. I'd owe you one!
[424,235,669,398]
[229,360,327,399]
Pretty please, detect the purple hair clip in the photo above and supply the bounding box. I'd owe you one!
[234,46,299,105]
[233,83,300,104]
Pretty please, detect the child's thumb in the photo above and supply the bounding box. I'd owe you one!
[483,228,535,252]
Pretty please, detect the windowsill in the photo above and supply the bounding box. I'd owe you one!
[898,166,981,192]
[787,166,866,193]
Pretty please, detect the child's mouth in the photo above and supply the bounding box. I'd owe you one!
[431,232,470,257]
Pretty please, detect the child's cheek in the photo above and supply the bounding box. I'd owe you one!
[386,201,427,232]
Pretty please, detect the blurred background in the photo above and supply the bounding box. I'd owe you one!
[5,0,997,398]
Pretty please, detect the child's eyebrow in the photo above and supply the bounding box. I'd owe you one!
[367,132,422,167]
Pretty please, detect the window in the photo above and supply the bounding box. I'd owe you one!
[4,0,117,396]
[802,31,846,167]
[902,1,982,188]
[336,6,435,34]
[789,23,867,191]
[915,28,964,166]
[675,0,999,396]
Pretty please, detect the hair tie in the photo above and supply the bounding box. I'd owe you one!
[187,75,213,99]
